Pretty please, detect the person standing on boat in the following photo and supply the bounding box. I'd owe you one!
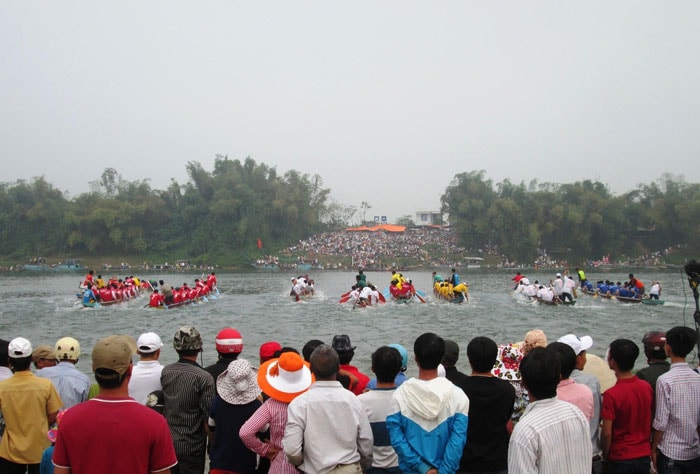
[561,274,577,302]
[649,281,661,300]
[81,270,94,288]
[159,280,174,305]
[627,273,645,297]
[448,268,461,287]
[575,267,588,289]
[206,272,217,292]
[551,273,564,301]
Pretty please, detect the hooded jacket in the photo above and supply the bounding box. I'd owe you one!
[386,376,469,473]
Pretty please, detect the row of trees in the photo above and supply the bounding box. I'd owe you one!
[441,170,700,263]
[1,159,697,265]
[0,156,359,265]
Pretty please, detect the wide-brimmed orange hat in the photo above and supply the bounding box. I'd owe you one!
[258,352,314,403]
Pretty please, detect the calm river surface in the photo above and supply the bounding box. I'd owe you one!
[0,268,697,379]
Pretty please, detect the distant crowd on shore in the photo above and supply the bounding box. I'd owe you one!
[287,227,467,269]
[1,322,699,473]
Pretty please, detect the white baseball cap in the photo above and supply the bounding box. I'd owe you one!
[558,334,593,355]
[137,332,163,353]
[8,337,33,358]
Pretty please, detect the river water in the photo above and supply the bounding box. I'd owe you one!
[0,268,697,380]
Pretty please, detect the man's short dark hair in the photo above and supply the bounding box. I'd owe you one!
[9,355,32,372]
[302,339,324,362]
[0,339,9,367]
[665,326,697,358]
[414,333,445,370]
[95,367,130,389]
[337,349,354,365]
[547,342,577,379]
[310,344,340,379]
[177,349,201,358]
[519,347,560,400]
[466,336,498,373]
[608,339,639,372]
[372,346,402,383]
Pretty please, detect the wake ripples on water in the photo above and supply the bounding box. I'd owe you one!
[0,268,697,380]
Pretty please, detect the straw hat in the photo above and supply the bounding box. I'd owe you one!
[258,352,314,403]
[216,359,261,405]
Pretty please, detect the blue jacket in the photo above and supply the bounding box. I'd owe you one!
[387,377,469,473]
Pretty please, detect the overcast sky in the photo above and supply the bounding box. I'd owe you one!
[1,2,698,223]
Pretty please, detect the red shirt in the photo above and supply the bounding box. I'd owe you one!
[601,376,653,461]
[53,396,177,473]
[340,364,370,395]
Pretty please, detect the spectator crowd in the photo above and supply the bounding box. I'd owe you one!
[0,323,699,473]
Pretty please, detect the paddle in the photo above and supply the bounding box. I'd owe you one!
[339,294,352,304]
[377,292,386,303]
[414,291,426,303]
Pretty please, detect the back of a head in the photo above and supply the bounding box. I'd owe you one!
[547,342,577,379]
[7,337,33,371]
[388,343,408,372]
[173,325,203,355]
[519,347,560,400]
[309,344,339,380]
[608,339,639,372]
[665,326,697,358]
[414,332,445,370]
[372,346,402,383]
[302,339,324,362]
[0,339,9,367]
[332,335,355,365]
[55,337,80,362]
[642,331,667,361]
[92,335,134,388]
[467,336,498,373]
[441,340,459,368]
[215,327,243,356]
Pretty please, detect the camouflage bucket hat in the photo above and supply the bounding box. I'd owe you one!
[173,325,203,351]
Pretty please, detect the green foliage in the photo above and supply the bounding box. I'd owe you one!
[0,157,331,263]
[441,172,699,263]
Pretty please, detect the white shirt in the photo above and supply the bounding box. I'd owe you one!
[563,277,577,293]
[537,287,554,302]
[128,359,164,404]
[552,278,564,296]
[509,397,591,474]
[649,283,660,296]
[284,380,373,474]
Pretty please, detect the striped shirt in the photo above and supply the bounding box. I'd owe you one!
[509,397,592,474]
[653,362,700,461]
[161,358,215,456]
[239,398,300,474]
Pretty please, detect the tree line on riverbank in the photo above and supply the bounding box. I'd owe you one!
[0,157,697,266]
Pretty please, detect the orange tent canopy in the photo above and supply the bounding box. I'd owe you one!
[345,224,406,233]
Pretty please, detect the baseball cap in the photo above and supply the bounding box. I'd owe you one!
[8,337,32,358]
[55,337,80,361]
[558,334,593,355]
[173,325,203,351]
[215,328,243,354]
[32,345,57,364]
[556,273,562,278]
[92,335,134,378]
[259,341,282,360]
[137,332,163,353]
